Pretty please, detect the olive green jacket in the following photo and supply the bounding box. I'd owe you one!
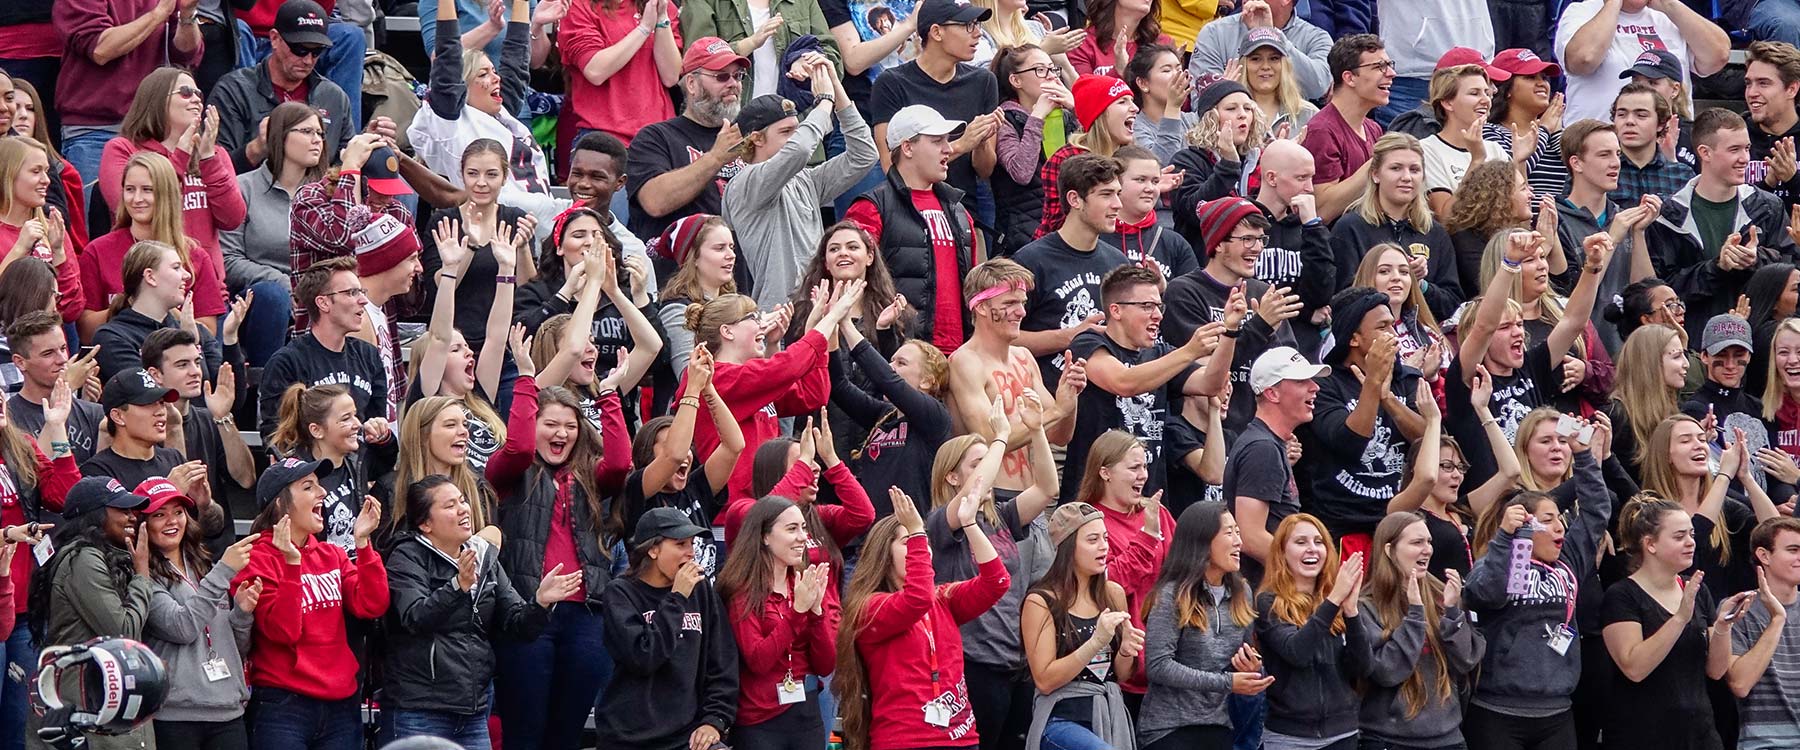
[679,0,843,80]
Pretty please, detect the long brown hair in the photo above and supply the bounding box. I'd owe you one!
[119,68,193,145]
[1353,242,1441,333]
[110,240,183,317]
[113,153,198,271]
[1364,511,1453,717]
[834,514,908,750]
[1612,324,1684,467]
[1259,512,1345,635]
[1027,513,1118,656]
[715,495,801,617]
[8,80,65,163]
[1443,161,1526,236]
[146,503,216,589]
[749,438,843,571]
[1086,0,1162,49]
[265,102,328,185]
[929,435,1000,528]
[1637,414,1733,563]
[389,396,494,538]
[0,400,39,490]
[534,384,613,552]
[1075,430,1143,506]
[789,221,910,340]
[662,216,737,303]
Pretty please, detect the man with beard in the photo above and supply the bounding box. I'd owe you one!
[625,37,750,244]
[259,256,392,445]
[1648,109,1797,341]
[1745,42,1800,214]
[140,328,252,555]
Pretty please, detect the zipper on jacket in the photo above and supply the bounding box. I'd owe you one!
[429,643,437,682]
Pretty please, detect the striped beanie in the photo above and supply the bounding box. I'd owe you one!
[1194,197,1263,256]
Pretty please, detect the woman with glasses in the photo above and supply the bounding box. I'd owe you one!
[992,45,1074,257]
[219,102,325,367]
[1392,369,1521,577]
[97,67,243,334]
[412,0,561,230]
[1603,279,1697,386]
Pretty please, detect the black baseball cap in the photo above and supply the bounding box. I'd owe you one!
[363,146,413,196]
[275,0,335,48]
[101,369,179,413]
[1620,48,1682,81]
[734,95,798,135]
[62,477,149,520]
[631,507,709,546]
[256,456,331,508]
[918,0,991,31]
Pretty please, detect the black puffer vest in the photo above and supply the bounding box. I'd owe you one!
[495,463,611,606]
[992,107,1049,256]
[865,168,974,338]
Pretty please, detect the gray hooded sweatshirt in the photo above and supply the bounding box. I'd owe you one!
[144,559,253,722]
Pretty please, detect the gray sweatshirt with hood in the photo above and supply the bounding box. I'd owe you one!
[1355,603,1485,746]
[144,559,254,722]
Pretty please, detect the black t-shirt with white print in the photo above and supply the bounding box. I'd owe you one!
[1444,341,1564,489]
[1062,330,1198,504]
[1302,366,1422,538]
[619,467,723,577]
[1012,232,1129,390]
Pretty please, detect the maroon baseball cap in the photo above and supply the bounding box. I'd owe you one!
[1492,48,1561,78]
[135,477,195,516]
[681,37,749,77]
[1436,47,1511,83]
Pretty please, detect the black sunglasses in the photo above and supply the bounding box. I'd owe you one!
[289,44,327,59]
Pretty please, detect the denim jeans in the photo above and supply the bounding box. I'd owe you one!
[60,124,120,209]
[1040,717,1113,750]
[1371,76,1431,128]
[382,708,492,750]
[236,20,367,126]
[1228,693,1266,750]
[1754,0,1800,46]
[495,602,612,750]
[0,620,33,750]
[235,279,294,367]
[246,686,361,750]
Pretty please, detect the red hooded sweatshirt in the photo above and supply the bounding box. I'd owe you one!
[676,329,830,502]
[855,536,1010,749]
[232,533,389,701]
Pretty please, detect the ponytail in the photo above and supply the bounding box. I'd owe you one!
[271,383,351,457]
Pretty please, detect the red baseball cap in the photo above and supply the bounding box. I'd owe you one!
[1492,48,1561,78]
[1436,47,1511,83]
[135,477,195,516]
[681,37,749,77]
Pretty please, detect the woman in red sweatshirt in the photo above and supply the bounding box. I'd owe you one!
[675,279,867,499]
[0,139,82,315]
[0,373,78,739]
[1073,429,1172,706]
[717,496,839,750]
[484,334,629,750]
[97,67,246,328]
[836,486,1010,750]
[230,456,388,750]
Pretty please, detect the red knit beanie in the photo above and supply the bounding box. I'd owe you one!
[1072,74,1133,130]
[1194,197,1264,256]
[353,215,422,276]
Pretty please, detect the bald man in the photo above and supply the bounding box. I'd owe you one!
[1251,139,1337,349]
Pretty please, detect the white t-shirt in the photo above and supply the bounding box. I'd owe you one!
[1421,134,1510,196]
[749,5,780,98]
[1554,0,1692,123]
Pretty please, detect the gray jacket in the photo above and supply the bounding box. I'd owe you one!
[1137,581,1252,744]
[209,61,355,174]
[28,546,155,750]
[1026,679,1135,750]
[1355,603,1485,747]
[1189,18,1333,101]
[144,560,254,723]
[721,102,878,309]
[219,165,296,292]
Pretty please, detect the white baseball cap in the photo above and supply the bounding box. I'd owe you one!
[885,105,965,149]
[1250,346,1329,394]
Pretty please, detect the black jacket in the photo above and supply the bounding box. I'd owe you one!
[860,169,974,339]
[1329,210,1464,323]
[1647,180,1798,342]
[209,60,355,173]
[1253,594,1370,739]
[382,535,549,714]
[599,576,739,749]
[91,308,226,385]
[1164,270,1295,436]
[1256,202,1336,351]
[496,463,614,606]
[1169,147,1245,247]
[1386,105,1441,141]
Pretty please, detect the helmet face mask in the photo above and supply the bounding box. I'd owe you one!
[32,637,166,747]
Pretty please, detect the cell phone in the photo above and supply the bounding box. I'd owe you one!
[1556,414,1580,438]
[1577,425,1596,444]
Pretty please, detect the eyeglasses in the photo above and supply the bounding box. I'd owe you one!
[1017,65,1058,80]
[1114,300,1165,314]
[289,44,326,59]
[1661,299,1687,315]
[324,287,369,301]
[1439,461,1470,474]
[694,70,747,84]
[168,86,202,101]
[1227,234,1268,247]
[940,21,980,32]
[291,126,324,139]
[1358,59,1397,73]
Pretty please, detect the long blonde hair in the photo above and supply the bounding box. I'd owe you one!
[1612,324,1684,466]
[0,138,48,217]
[1233,50,1306,128]
[1763,318,1800,420]
[1070,122,1130,157]
[1513,407,1571,492]
[1478,231,1585,360]
[114,152,198,272]
[403,336,507,449]
[1354,133,1434,232]
[1184,104,1271,154]
[1638,415,1733,563]
[974,0,1040,49]
[390,396,494,537]
[1353,242,1440,333]
[929,435,1001,528]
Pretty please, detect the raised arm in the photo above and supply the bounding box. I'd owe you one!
[419,217,472,398]
[1547,233,1612,362]
[1459,231,1535,380]
[478,226,524,401]
[645,347,712,496]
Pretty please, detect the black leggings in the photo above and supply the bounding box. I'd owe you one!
[1358,738,1468,750]
[154,717,250,750]
[1464,705,1576,750]
[732,691,824,750]
[1143,724,1232,750]
[964,662,1033,750]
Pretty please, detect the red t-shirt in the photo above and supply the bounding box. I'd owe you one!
[557,0,680,144]
[844,191,971,354]
[1298,101,1384,185]
[274,80,311,104]
[543,473,588,602]
[78,227,226,315]
[1068,33,1175,77]
[1098,500,1175,695]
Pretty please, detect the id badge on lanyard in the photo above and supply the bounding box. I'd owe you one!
[920,612,951,727]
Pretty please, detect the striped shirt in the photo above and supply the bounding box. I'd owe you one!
[1484,123,1567,202]
[1732,597,1800,750]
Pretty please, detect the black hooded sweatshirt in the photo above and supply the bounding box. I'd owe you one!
[598,576,740,750]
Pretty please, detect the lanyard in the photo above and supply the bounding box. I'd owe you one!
[920,610,939,692]
[1529,558,1578,626]
[180,566,219,658]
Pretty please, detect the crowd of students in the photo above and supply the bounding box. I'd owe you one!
[8,0,1800,749]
